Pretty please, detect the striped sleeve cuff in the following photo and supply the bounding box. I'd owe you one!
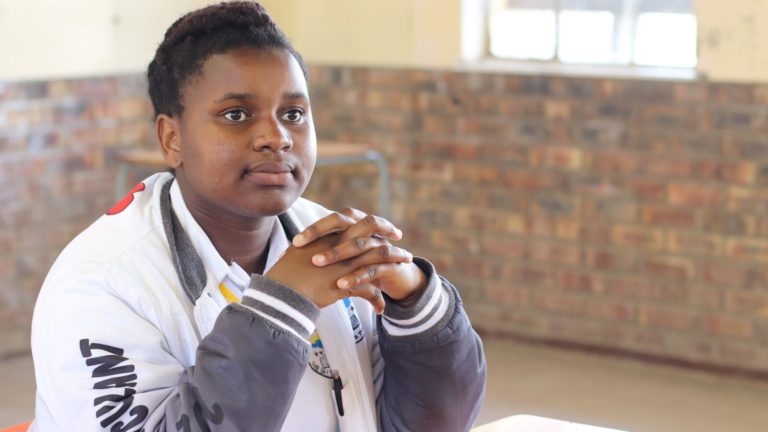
[240,274,321,341]
[381,257,456,339]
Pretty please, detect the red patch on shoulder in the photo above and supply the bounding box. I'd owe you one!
[106,182,146,215]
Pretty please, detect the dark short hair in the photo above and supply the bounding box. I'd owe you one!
[147,1,307,119]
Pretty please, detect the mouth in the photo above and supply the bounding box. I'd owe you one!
[244,161,295,186]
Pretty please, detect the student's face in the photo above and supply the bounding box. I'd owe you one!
[163,47,316,221]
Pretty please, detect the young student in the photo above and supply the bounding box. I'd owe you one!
[30,2,486,431]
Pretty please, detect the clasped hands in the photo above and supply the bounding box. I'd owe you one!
[266,208,427,314]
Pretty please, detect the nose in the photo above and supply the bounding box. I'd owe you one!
[252,117,293,153]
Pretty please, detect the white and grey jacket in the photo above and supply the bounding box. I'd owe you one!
[30,172,486,431]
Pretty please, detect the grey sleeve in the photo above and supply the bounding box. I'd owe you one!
[376,258,487,432]
[156,275,320,432]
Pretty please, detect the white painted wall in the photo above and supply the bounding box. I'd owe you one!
[0,0,210,81]
[1,0,768,83]
[696,0,768,83]
[260,0,463,68]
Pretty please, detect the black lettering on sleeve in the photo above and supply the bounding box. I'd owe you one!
[96,393,134,428]
[86,354,136,377]
[80,338,125,357]
[94,374,139,390]
[110,405,149,432]
[80,339,148,431]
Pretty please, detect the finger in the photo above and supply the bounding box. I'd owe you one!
[336,262,406,290]
[346,283,385,315]
[340,208,399,240]
[339,207,368,221]
[331,244,413,275]
[373,289,385,314]
[348,245,414,270]
[338,213,403,244]
[312,236,384,266]
[293,212,357,247]
[312,237,411,267]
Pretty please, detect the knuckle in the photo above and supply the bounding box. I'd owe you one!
[379,245,392,259]
[350,283,364,296]
[354,237,368,250]
[371,287,384,301]
[363,214,377,227]
[331,247,343,260]
[341,214,357,226]
[332,212,356,228]
[366,265,377,281]
[304,225,317,237]
[333,212,347,223]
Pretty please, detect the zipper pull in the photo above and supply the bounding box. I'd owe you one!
[332,369,344,417]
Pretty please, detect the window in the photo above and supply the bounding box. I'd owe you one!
[488,0,697,68]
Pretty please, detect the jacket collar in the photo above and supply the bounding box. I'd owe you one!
[159,177,300,304]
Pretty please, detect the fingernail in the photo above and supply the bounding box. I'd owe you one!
[293,234,305,246]
[339,279,350,289]
[312,254,326,265]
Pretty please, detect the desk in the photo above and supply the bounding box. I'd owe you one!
[472,415,627,432]
[114,142,390,218]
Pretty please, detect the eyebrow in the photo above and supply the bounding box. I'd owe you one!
[213,92,254,103]
[213,91,309,103]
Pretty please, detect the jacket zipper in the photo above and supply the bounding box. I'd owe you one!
[332,369,344,416]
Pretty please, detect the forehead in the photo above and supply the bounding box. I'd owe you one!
[184,47,307,101]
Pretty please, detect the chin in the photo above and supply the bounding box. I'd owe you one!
[244,194,296,217]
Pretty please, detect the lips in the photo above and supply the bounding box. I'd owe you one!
[245,161,294,186]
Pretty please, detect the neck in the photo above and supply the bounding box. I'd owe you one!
[186,204,276,276]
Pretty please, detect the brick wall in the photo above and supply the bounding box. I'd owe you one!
[307,67,768,375]
[2,68,768,374]
[0,77,155,355]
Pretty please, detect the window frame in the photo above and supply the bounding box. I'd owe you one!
[484,0,698,70]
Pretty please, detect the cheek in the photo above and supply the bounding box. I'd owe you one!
[185,142,236,188]
[298,149,317,182]
[199,136,239,169]
[210,148,241,190]
[217,144,240,167]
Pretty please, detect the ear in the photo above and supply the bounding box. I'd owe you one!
[156,114,182,169]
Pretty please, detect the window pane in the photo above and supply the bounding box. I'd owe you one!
[489,0,697,69]
[634,12,697,67]
[489,9,557,60]
[507,0,556,8]
[558,10,616,64]
[561,0,623,12]
[636,0,693,13]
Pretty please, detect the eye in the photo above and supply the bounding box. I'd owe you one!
[281,109,305,123]
[223,109,250,123]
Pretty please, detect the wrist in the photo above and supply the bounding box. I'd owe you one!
[242,273,321,339]
[387,263,428,307]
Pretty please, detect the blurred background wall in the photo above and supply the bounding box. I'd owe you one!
[2,0,768,378]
